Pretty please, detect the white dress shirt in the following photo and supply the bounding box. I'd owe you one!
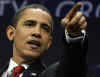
[2,58,29,77]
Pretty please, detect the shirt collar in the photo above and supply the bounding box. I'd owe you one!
[7,58,29,73]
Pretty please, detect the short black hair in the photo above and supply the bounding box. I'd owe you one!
[11,4,53,34]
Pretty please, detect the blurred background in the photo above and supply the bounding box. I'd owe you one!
[0,0,98,74]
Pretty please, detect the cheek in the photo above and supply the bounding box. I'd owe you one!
[15,31,24,41]
[42,36,50,48]
[14,29,27,46]
[15,28,30,40]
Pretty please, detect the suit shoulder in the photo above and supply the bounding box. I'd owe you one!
[48,61,59,70]
[41,61,59,77]
[0,61,9,74]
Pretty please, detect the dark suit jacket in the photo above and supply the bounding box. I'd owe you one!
[0,34,88,77]
[0,60,59,77]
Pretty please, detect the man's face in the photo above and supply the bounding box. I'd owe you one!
[7,8,52,59]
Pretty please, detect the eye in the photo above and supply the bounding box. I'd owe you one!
[24,20,37,27]
[41,23,51,33]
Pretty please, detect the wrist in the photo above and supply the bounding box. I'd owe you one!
[68,32,82,38]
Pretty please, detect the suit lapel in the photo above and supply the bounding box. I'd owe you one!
[0,62,9,77]
[22,60,46,77]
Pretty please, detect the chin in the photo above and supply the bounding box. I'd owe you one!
[26,51,41,58]
[22,53,41,61]
[22,49,44,60]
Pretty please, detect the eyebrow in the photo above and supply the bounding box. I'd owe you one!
[24,20,51,26]
[24,20,36,24]
[23,19,52,32]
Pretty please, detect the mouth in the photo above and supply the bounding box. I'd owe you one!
[27,40,41,49]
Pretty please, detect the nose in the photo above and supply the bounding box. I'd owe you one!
[31,24,42,39]
[32,33,41,38]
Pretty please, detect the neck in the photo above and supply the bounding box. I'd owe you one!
[12,56,29,65]
[12,53,41,65]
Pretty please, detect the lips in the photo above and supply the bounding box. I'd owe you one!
[27,40,41,49]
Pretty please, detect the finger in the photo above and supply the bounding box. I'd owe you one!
[80,22,87,29]
[68,12,82,26]
[61,2,82,25]
[79,16,86,25]
[61,18,69,25]
[66,2,82,20]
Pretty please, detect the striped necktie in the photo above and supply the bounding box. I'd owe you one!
[11,65,25,77]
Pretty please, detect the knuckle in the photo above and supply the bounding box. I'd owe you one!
[76,11,82,16]
[82,16,86,21]
[81,22,87,29]
[80,16,86,23]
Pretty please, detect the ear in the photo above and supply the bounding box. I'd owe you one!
[47,36,52,49]
[6,25,16,41]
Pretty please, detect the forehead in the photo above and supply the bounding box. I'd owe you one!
[19,8,52,24]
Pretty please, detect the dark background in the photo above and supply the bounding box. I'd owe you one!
[0,0,97,70]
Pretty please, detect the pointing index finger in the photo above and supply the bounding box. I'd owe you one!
[66,2,82,20]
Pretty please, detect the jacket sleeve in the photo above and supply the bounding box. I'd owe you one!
[55,32,88,77]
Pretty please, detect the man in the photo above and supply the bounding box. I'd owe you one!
[0,2,87,77]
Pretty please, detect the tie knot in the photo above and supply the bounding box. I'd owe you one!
[14,65,25,73]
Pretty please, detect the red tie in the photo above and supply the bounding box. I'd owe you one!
[11,65,25,77]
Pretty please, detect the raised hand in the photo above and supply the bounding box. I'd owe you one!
[61,2,87,37]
